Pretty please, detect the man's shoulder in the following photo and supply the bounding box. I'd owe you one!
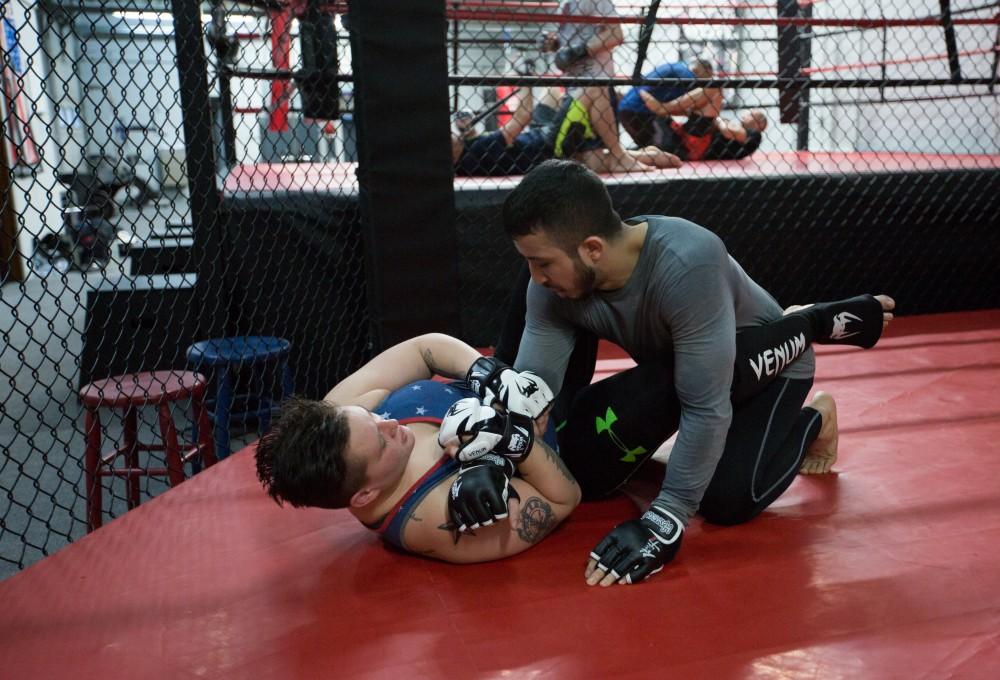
[648,62,691,78]
[636,216,728,266]
[634,215,718,240]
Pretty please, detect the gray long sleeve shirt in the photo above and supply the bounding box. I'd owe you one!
[514,216,815,523]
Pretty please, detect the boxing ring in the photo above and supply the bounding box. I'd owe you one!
[223,152,1000,195]
[223,151,999,381]
[3,310,1000,677]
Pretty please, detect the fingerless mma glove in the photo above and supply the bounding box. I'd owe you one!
[589,504,685,584]
[438,397,534,463]
[554,40,589,71]
[466,356,553,420]
[447,454,520,532]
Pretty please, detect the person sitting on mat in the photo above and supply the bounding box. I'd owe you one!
[638,89,767,161]
[539,0,648,173]
[453,87,680,177]
[493,159,895,585]
[254,288,891,567]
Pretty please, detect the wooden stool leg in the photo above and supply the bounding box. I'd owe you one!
[194,392,217,467]
[123,406,140,510]
[84,407,103,532]
[157,403,186,487]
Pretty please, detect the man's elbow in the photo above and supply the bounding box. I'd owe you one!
[549,488,582,533]
[607,26,624,49]
[568,483,583,510]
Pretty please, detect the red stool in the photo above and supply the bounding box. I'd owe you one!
[80,370,217,532]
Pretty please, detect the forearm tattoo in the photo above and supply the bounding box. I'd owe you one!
[517,497,556,543]
[535,438,578,486]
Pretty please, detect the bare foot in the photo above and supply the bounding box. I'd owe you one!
[785,294,896,332]
[637,147,683,169]
[782,303,812,315]
[611,153,651,173]
[875,294,896,331]
[800,391,838,474]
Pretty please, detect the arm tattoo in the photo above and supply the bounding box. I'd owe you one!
[438,520,475,545]
[421,348,464,379]
[535,438,578,486]
[421,348,446,377]
[517,497,557,543]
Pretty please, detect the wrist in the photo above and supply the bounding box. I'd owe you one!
[641,504,684,543]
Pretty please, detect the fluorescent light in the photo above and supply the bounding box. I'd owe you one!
[112,11,173,23]
[112,11,257,24]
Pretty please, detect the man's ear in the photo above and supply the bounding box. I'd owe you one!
[350,486,379,509]
[577,236,605,265]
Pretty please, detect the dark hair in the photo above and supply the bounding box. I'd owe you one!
[502,160,622,252]
[255,397,364,509]
[691,58,714,76]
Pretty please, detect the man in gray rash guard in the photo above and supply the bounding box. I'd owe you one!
[494,159,894,586]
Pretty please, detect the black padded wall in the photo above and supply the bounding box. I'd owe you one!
[347,0,461,348]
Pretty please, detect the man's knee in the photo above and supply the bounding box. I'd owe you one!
[698,497,760,527]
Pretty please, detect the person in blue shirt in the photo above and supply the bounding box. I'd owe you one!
[618,59,721,149]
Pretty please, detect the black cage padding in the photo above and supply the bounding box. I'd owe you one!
[348,0,462,349]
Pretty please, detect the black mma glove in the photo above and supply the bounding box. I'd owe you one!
[515,57,537,76]
[438,397,534,463]
[466,357,553,419]
[448,454,520,532]
[554,40,589,72]
[589,504,684,584]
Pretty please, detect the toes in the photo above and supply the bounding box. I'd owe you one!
[875,294,896,312]
[800,456,833,474]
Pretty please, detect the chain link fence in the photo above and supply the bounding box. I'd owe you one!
[0,0,366,578]
[2,1,998,578]
[448,0,999,345]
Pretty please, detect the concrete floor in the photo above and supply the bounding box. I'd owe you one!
[0,190,256,580]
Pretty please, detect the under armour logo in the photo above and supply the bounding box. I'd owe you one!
[595,406,648,463]
[831,311,862,340]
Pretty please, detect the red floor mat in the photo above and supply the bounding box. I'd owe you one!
[2,310,999,678]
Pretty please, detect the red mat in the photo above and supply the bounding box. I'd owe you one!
[222,152,1000,196]
[2,310,1000,679]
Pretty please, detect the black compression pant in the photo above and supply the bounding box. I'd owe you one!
[495,264,824,525]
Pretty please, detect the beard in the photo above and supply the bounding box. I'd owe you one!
[568,255,598,298]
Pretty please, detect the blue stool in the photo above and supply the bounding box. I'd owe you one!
[185,336,294,459]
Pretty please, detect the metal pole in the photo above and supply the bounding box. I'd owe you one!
[631,0,662,80]
[211,2,238,167]
[939,0,963,81]
[797,1,812,150]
